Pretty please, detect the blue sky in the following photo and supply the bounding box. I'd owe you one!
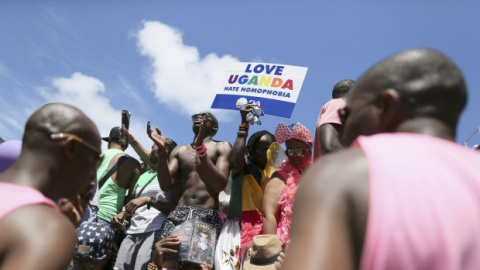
[1,1,479,157]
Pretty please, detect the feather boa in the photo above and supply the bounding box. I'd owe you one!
[277,157,312,247]
[240,210,263,247]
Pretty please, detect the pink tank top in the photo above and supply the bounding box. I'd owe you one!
[0,183,58,219]
[356,133,480,270]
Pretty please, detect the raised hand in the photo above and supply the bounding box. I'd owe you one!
[240,104,253,123]
[147,121,166,152]
[193,116,208,146]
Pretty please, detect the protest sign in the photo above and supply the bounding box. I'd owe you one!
[211,62,308,118]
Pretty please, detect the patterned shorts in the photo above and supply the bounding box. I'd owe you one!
[154,205,223,245]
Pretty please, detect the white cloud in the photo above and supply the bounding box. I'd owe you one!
[37,72,150,156]
[136,21,238,120]
[38,72,114,130]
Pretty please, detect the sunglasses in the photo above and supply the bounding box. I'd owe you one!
[286,148,310,156]
[191,113,214,122]
[51,133,104,168]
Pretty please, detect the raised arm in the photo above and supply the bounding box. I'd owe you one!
[230,105,253,176]
[192,116,232,193]
[126,129,155,168]
[147,121,179,192]
[262,172,285,234]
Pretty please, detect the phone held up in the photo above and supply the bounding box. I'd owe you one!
[119,110,131,146]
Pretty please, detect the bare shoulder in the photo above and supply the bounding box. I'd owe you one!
[282,147,369,270]
[111,152,139,168]
[299,147,369,205]
[0,205,77,270]
[124,153,140,166]
[212,140,232,150]
[209,141,232,156]
[173,144,190,159]
[175,144,189,154]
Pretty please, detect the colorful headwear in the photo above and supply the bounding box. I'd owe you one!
[274,122,313,144]
[74,222,114,261]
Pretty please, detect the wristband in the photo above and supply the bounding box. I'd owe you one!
[193,144,206,151]
[147,196,157,210]
[239,122,250,132]
[237,130,248,138]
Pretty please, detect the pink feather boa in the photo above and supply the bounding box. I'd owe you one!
[277,157,312,247]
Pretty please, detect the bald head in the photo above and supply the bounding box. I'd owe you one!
[356,49,466,125]
[23,103,100,152]
[2,103,101,199]
[342,49,467,146]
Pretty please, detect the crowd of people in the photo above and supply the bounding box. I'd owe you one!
[1,48,480,270]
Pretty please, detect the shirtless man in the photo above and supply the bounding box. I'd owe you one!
[148,112,231,242]
[282,49,480,270]
[0,103,101,270]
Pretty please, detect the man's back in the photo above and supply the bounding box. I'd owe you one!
[357,133,480,270]
[97,148,140,223]
[282,49,476,270]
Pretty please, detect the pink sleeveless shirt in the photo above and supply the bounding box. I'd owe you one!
[0,183,58,219]
[356,133,480,270]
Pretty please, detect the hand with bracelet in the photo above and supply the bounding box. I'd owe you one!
[124,196,156,214]
[237,104,252,138]
[193,116,209,157]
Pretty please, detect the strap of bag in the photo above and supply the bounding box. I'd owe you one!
[135,172,157,198]
[98,155,129,189]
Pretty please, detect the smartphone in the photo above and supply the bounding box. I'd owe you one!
[120,110,131,145]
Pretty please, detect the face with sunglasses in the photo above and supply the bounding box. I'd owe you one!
[285,138,312,170]
[50,132,102,198]
[191,112,218,136]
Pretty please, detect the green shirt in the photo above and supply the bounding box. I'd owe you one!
[97,148,127,222]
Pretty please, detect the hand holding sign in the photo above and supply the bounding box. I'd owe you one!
[211,62,308,118]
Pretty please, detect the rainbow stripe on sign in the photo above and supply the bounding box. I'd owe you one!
[211,62,308,118]
[211,94,295,118]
